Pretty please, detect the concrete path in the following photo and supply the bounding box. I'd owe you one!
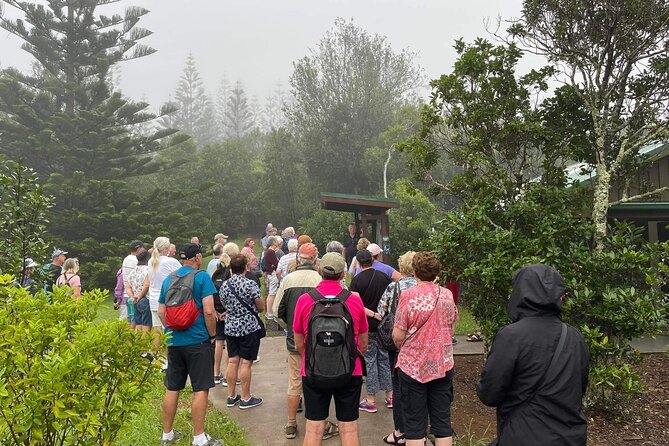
[208,335,483,446]
[208,334,668,445]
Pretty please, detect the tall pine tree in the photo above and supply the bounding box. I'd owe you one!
[223,80,255,139]
[167,53,218,146]
[0,0,179,287]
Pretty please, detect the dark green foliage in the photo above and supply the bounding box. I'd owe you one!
[411,36,668,415]
[0,159,53,286]
[511,0,669,248]
[0,1,181,290]
[0,278,161,445]
[387,179,436,261]
[298,209,352,255]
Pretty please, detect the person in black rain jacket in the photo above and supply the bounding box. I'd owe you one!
[476,264,589,446]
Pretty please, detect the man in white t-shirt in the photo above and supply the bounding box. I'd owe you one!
[121,240,146,323]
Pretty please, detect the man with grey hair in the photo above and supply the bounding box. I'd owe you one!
[282,226,297,253]
[275,243,338,440]
[276,238,299,282]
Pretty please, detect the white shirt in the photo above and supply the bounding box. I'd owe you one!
[206,258,220,276]
[147,256,181,311]
[121,254,138,297]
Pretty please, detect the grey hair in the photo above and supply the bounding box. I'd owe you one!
[268,235,282,247]
[287,238,298,252]
[326,240,345,255]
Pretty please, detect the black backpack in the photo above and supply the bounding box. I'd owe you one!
[305,289,360,389]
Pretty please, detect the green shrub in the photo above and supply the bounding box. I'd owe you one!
[427,186,668,415]
[0,276,161,445]
[298,209,353,254]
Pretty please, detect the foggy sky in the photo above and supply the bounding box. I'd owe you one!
[1,0,526,110]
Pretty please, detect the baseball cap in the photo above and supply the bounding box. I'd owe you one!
[356,249,373,265]
[367,243,383,256]
[320,252,346,276]
[52,249,68,259]
[179,243,206,260]
[129,240,145,250]
[214,233,228,242]
[297,234,312,245]
[298,242,318,259]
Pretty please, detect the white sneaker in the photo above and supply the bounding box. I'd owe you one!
[254,355,260,363]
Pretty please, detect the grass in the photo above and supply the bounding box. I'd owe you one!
[114,385,251,446]
[96,298,251,446]
[455,305,478,336]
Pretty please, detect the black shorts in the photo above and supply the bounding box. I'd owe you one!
[134,297,152,327]
[302,376,363,422]
[226,331,261,361]
[164,341,215,392]
[399,369,454,440]
[215,320,225,341]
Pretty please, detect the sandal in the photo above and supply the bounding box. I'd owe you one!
[322,421,339,440]
[383,432,406,445]
[467,332,483,342]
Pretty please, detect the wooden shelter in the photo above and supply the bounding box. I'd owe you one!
[319,192,400,262]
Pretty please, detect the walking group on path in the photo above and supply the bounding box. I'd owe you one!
[27,221,590,446]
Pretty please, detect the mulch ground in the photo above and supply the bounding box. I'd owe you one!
[451,354,669,446]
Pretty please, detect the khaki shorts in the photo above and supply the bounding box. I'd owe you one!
[287,351,303,396]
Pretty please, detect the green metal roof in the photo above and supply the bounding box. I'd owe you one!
[608,202,669,219]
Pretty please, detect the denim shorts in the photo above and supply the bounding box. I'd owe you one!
[134,298,152,327]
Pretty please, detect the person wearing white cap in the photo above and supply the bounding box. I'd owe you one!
[42,248,68,296]
[354,243,401,281]
[17,258,38,292]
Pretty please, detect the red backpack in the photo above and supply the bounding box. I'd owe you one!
[164,270,201,330]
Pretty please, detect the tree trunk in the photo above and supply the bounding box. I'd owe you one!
[592,162,611,252]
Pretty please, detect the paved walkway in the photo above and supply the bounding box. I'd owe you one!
[209,334,668,445]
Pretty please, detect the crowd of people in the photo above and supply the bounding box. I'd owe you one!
[19,221,590,446]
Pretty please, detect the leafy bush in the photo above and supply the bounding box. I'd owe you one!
[298,209,353,254]
[0,277,161,445]
[387,179,436,262]
[427,190,668,415]
[0,159,53,285]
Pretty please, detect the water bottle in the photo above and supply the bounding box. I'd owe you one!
[127,297,135,322]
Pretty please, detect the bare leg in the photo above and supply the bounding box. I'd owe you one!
[406,440,425,446]
[162,390,179,433]
[226,356,240,398]
[239,359,253,400]
[287,394,300,420]
[266,294,276,317]
[339,420,360,446]
[214,340,224,376]
[191,390,209,436]
[303,419,325,446]
[434,437,453,446]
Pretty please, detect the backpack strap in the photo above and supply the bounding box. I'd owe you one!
[308,288,351,302]
[308,288,323,302]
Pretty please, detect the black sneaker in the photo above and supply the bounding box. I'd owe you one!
[226,394,241,407]
[213,375,222,385]
[297,396,303,413]
[239,395,263,409]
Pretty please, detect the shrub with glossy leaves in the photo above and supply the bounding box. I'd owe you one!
[0,276,161,445]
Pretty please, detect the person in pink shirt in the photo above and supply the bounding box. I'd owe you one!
[293,252,369,446]
[392,252,458,446]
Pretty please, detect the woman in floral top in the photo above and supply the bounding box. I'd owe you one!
[378,251,417,446]
[392,252,458,446]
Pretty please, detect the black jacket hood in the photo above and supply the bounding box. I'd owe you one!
[508,264,565,322]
